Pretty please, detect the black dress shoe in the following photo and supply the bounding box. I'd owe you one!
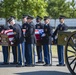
[41,61,44,63]
[26,64,35,67]
[16,65,22,67]
[36,61,44,63]
[16,64,25,67]
[1,62,9,65]
[43,64,52,66]
[56,64,65,66]
[40,61,44,63]
[10,62,18,65]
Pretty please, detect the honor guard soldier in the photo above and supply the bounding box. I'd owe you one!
[0,25,9,65]
[25,15,36,66]
[35,16,44,63]
[22,15,28,65]
[41,16,53,66]
[53,15,68,66]
[7,17,24,66]
[7,17,18,64]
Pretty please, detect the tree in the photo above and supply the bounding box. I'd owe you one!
[21,0,48,18]
[46,0,72,27]
[0,0,48,19]
[0,1,4,18]
[47,0,71,18]
[69,0,76,18]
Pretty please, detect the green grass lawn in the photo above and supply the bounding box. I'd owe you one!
[0,45,58,57]
[0,45,73,58]
[52,45,58,57]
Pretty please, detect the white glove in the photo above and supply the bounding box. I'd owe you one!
[41,33,46,37]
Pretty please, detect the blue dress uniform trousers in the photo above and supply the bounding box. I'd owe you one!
[12,46,18,63]
[57,45,64,65]
[26,44,32,65]
[36,46,42,62]
[43,44,50,64]
[53,23,68,65]
[25,43,35,65]
[2,46,9,63]
[41,24,53,65]
[18,42,25,65]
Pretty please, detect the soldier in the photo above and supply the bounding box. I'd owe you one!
[53,15,68,66]
[41,16,53,66]
[0,25,9,65]
[25,15,36,66]
[35,16,44,63]
[22,15,28,65]
[7,17,24,66]
[7,17,18,65]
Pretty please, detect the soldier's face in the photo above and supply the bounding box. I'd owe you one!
[23,18,27,23]
[59,19,64,23]
[27,19,32,23]
[9,19,15,25]
[36,19,41,23]
[44,19,50,24]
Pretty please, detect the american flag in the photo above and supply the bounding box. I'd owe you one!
[22,29,44,40]
[35,29,44,40]
[1,29,14,45]
[0,29,44,45]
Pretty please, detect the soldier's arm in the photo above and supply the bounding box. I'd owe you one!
[30,25,35,35]
[53,25,59,37]
[49,26,53,36]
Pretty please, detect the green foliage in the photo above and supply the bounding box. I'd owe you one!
[0,1,4,17]
[69,0,76,18]
[0,0,76,19]
[46,0,76,18]
[0,0,48,19]
[47,0,71,18]
[21,0,48,18]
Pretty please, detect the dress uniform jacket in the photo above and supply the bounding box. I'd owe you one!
[22,22,28,29]
[12,23,24,45]
[42,24,53,45]
[25,22,36,44]
[35,23,43,29]
[53,23,68,65]
[22,22,28,38]
[53,23,68,42]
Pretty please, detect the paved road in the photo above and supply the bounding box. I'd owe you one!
[0,51,71,75]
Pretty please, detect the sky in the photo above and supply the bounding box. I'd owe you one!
[66,0,76,2]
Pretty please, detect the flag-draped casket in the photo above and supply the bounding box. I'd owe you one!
[0,29,44,46]
[35,29,44,46]
[0,29,15,46]
[23,29,44,46]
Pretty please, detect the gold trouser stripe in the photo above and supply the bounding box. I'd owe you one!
[7,46,10,63]
[19,44,24,65]
[31,44,35,65]
[16,46,18,63]
[41,45,44,62]
[48,45,52,65]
